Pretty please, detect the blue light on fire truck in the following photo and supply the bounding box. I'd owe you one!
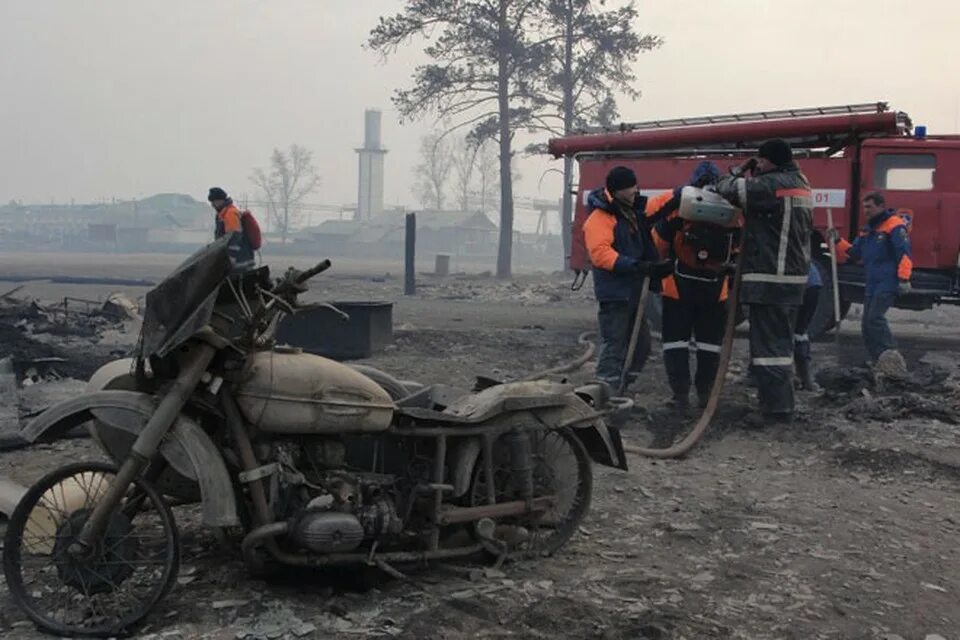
[915,125,927,139]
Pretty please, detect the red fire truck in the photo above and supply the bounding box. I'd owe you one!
[548,102,960,337]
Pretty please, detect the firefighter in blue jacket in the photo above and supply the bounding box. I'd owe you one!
[829,191,913,360]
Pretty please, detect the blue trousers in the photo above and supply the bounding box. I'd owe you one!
[596,298,644,386]
[862,292,897,360]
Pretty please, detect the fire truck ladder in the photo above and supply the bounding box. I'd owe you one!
[574,102,895,135]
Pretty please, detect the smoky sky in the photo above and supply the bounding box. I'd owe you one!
[1,0,957,214]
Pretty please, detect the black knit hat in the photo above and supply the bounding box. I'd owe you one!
[207,187,228,202]
[605,166,637,192]
[757,139,793,167]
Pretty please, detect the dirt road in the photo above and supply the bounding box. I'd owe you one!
[1,255,958,639]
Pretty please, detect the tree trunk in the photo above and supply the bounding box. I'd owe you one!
[560,0,575,271]
[561,155,573,270]
[495,0,513,279]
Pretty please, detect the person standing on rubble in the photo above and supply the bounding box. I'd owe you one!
[584,166,673,390]
[645,161,732,409]
[715,139,813,422]
[828,192,912,361]
[208,187,255,272]
[793,263,822,391]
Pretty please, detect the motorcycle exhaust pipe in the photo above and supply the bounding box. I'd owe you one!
[241,521,289,567]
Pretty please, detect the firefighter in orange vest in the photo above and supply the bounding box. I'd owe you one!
[208,187,255,271]
[583,167,673,389]
[646,161,732,408]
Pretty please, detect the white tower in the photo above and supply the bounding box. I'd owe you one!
[355,109,387,221]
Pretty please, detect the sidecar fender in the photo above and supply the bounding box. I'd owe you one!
[530,401,628,471]
[21,390,239,527]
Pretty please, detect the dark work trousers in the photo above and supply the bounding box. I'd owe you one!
[596,294,644,387]
[793,285,821,362]
[862,292,897,360]
[661,296,725,398]
[749,304,798,415]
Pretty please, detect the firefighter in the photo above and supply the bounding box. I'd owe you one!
[828,192,912,360]
[715,139,813,421]
[793,263,822,390]
[208,187,255,271]
[583,166,673,389]
[646,161,731,408]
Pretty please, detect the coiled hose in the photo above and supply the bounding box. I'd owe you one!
[621,254,743,458]
[525,247,745,459]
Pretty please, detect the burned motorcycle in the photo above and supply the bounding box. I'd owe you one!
[2,237,629,637]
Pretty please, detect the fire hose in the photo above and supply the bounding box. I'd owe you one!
[528,239,746,460]
[620,251,743,459]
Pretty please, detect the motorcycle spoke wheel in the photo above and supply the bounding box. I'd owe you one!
[3,462,179,638]
[470,427,592,559]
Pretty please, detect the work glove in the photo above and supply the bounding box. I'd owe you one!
[635,259,674,279]
[825,227,841,244]
[729,157,757,177]
[898,280,912,296]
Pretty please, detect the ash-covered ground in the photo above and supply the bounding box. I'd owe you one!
[1,252,958,640]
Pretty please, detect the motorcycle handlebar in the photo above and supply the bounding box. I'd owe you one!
[295,259,331,284]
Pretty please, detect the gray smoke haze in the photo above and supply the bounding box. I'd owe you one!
[1,0,957,208]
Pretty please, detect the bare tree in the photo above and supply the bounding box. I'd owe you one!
[530,0,662,269]
[413,133,454,210]
[475,140,501,215]
[450,136,481,212]
[251,145,321,243]
[368,1,549,278]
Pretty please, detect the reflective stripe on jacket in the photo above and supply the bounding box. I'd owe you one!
[715,162,813,305]
[837,209,912,296]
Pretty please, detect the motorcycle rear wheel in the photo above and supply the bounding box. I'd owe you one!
[3,461,179,638]
[469,426,592,559]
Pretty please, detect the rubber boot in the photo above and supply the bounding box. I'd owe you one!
[667,386,690,409]
[696,386,711,409]
[794,353,819,392]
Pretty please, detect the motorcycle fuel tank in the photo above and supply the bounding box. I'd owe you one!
[235,351,395,434]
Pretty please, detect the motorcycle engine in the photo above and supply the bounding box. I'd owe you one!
[272,438,404,555]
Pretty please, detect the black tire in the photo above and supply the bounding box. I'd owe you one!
[469,425,593,559]
[807,258,852,339]
[3,462,179,638]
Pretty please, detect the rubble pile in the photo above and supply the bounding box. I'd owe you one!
[0,290,142,446]
[412,274,573,306]
[815,354,960,424]
[0,289,140,382]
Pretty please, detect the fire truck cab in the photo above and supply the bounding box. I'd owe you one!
[548,102,960,337]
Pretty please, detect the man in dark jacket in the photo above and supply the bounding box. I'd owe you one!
[208,187,255,272]
[715,139,813,420]
[584,166,673,389]
[831,192,912,360]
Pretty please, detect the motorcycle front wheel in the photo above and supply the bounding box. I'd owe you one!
[469,426,593,559]
[3,461,179,637]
